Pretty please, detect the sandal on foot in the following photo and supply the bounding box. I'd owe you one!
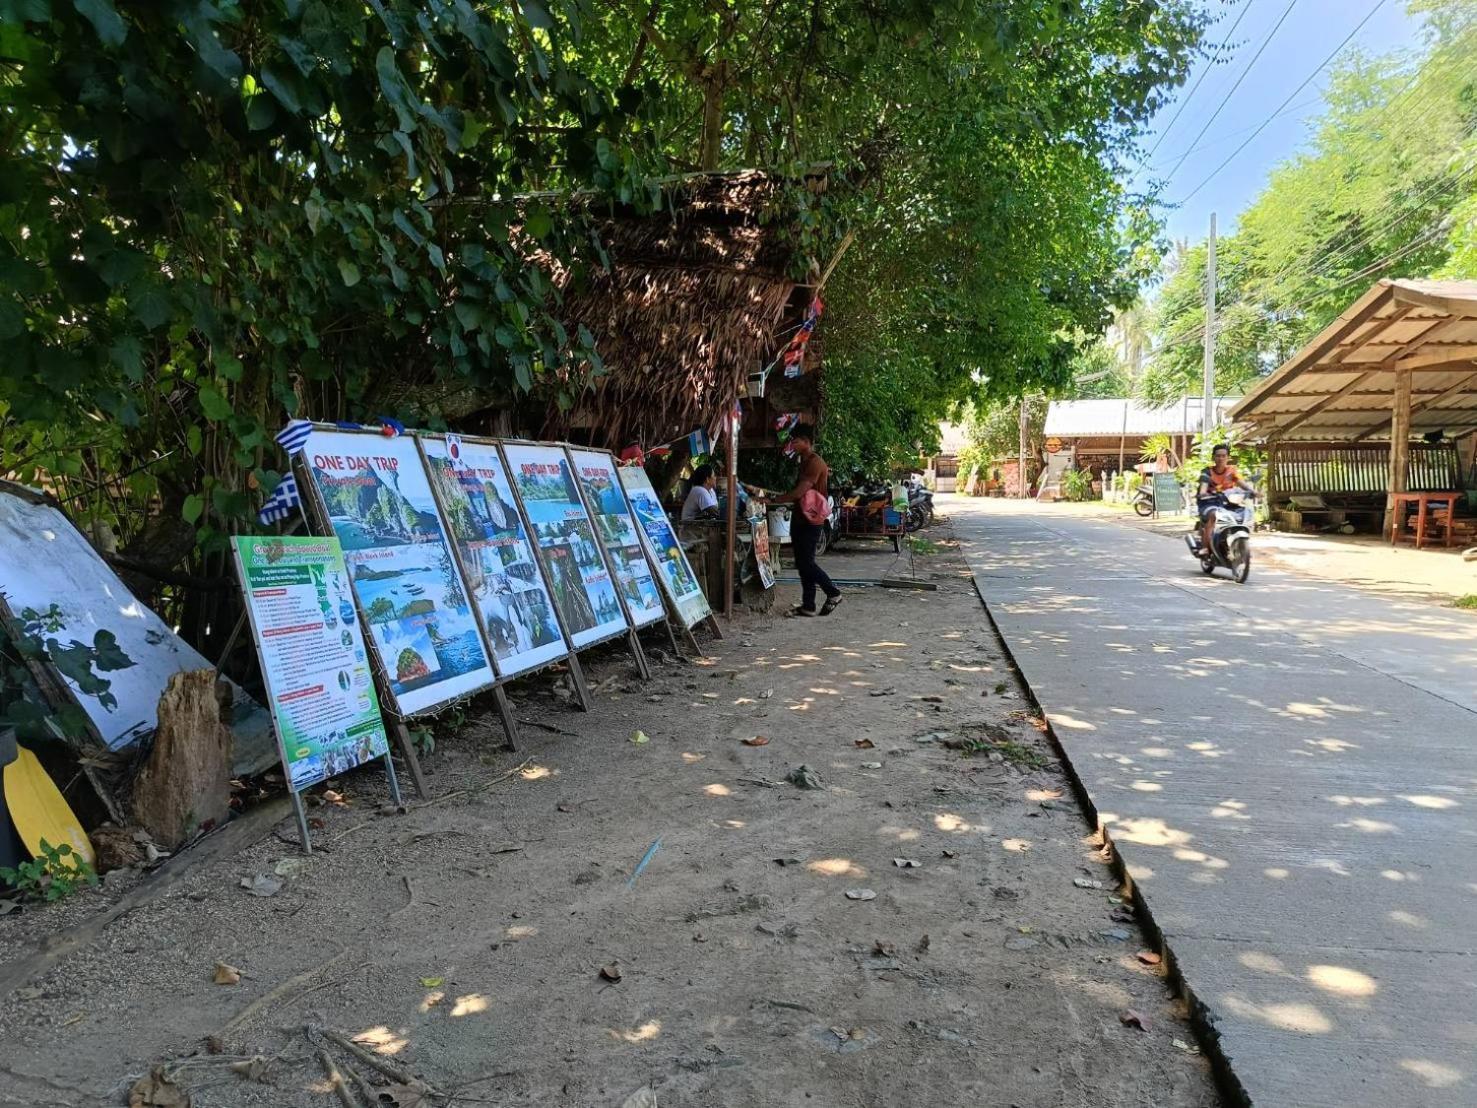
[790,605,818,617]
[819,594,844,616]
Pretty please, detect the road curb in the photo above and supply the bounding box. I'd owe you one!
[970,571,1253,1108]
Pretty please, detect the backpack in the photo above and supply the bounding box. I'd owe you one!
[799,488,830,526]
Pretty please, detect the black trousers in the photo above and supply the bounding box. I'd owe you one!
[791,517,839,610]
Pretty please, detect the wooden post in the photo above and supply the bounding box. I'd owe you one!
[1385,368,1413,540]
[723,411,738,617]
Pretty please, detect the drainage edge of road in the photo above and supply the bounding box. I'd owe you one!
[969,574,1253,1108]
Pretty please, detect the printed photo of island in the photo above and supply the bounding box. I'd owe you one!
[302,430,495,715]
[422,438,568,678]
[619,466,712,630]
[569,448,666,627]
[500,443,628,649]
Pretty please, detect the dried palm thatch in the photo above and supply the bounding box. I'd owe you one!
[544,168,826,447]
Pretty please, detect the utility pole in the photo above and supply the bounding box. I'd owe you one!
[1202,212,1217,439]
[1018,395,1028,498]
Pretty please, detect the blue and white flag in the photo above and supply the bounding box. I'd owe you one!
[258,472,302,525]
[687,428,712,458]
[275,419,313,456]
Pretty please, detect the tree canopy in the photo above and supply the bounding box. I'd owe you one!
[1,0,1207,598]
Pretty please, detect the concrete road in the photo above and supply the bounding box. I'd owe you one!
[952,497,1477,1108]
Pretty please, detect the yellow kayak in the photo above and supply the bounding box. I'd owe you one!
[3,745,94,868]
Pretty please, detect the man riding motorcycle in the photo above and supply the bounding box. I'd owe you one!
[1195,444,1256,556]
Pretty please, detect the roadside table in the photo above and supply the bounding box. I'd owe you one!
[1390,491,1462,549]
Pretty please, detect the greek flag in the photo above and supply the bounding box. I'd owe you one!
[275,419,313,455]
[258,473,301,525]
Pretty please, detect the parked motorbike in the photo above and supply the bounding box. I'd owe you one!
[903,474,934,531]
[1183,487,1255,583]
[1132,483,1155,518]
[768,494,838,556]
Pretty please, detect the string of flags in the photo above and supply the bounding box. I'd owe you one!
[782,295,824,378]
[257,472,301,524]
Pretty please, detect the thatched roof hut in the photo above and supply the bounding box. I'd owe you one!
[544,168,829,449]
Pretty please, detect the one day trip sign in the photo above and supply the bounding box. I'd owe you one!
[232,536,389,792]
[299,429,496,716]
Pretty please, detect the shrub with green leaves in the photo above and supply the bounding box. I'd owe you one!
[0,839,98,903]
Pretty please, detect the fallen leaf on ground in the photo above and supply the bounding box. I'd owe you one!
[273,857,305,879]
[600,962,624,983]
[621,1087,658,1108]
[759,688,774,699]
[0,899,18,916]
[916,934,931,954]
[741,736,770,747]
[893,858,921,869]
[1119,1009,1150,1032]
[321,789,347,806]
[853,738,875,749]
[1173,1037,1200,1054]
[786,764,823,789]
[872,939,896,957]
[941,849,959,859]
[129,1068,190,1108]
[1137,951,1162,967]
[844,888,877,901]
[212,962,241,986]
[420,976,444,988]
[239,875,282,898]
[631,731,650,744]
[557,803,574,813]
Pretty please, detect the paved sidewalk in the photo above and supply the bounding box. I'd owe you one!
[953,496,1477,1108]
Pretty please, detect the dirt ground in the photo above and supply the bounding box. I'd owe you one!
[0,524,1219,1108]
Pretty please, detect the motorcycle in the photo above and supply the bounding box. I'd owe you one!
[903,474,934,531]
[1132,483,1155,518]
[1183,487,1255,583]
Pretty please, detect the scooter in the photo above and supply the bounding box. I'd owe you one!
[1183,487,1255,583]
[904,475,934,531]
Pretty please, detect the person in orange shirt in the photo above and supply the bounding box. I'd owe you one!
[1196,444,1255,555]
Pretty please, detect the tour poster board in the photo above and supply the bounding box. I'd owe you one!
[500,442,630,650]
[566,447,667,629]
[618,466,712,630]
[420,436,570,678]
[232,535,397,849]
[752,516,776,590]
[298,429,496,717]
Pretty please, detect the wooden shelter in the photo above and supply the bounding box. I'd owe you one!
[1229,279,1477,537]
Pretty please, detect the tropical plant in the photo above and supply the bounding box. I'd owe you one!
[0,839,98,903]
[1060,468,1094,502]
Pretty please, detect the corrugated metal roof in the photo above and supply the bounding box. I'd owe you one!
[1230,279,1477,442]
[1044,397,1241,438]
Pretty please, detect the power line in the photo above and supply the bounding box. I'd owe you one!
[1148,94,1322,169]
[1174,0,1391,205]
[1141,0,1256,164]
[1156,0,1301,194]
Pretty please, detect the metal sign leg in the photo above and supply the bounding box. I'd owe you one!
[393,722,430,799]
[566,652,594,711]
[492,686,520,752]
[292,791,313,855]
[663,618,681,659]
[382,751,404,808]
[628,629,651,681]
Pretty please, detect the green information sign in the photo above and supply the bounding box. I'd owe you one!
[1152,473,1184,515]
[233,536,390,794]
